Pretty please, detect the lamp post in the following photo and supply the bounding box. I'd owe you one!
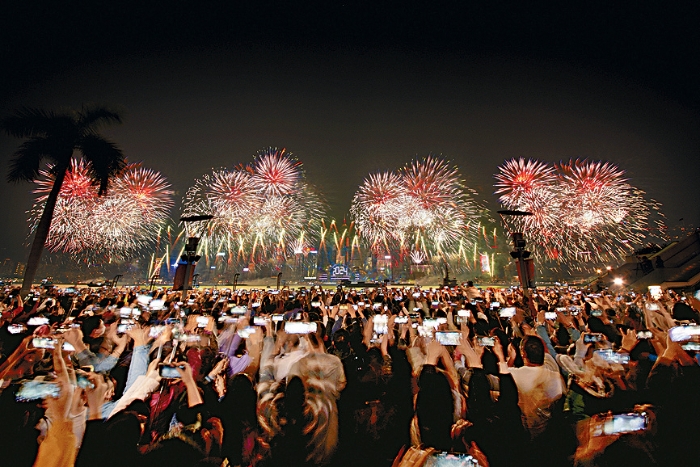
[233,273,240,291]
[497,210,535,299]
[177,215,214,292]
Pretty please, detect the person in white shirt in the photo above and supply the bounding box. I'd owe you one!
[498,335,565,438]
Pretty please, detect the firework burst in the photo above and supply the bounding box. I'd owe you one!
[251,148,301,196]
[182,147,326,264]
[494,157,666,267]
[351,156,482,260]
[30,159,174,258]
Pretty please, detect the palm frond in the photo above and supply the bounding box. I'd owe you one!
[1,107,73,138]
[6,137,58,182]
[78,104,123,131]
[79,134,126,195]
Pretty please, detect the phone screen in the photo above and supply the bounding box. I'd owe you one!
[477,336,495,347]
[598,413,648,436]
[373,315,388,335]
[159,364,182,379]
[423,318,439,329]
[285,321,317,334]
[499,307,516,318]
[16,380,60,401]
[584,333,604,344]
[435,331,461,346]
[32,338,75,351]
[669,325,700,342]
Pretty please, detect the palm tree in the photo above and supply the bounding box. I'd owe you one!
[2,105,126,296]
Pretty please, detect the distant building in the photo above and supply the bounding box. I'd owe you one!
[14,262,26,277]
[0,258,12,277]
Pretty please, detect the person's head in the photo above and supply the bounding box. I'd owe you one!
[416,368,454,451]
[520,335,545,366]
[467,281,474,288]
[80,315,105,340]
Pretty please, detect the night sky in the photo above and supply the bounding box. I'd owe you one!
[1,2,699,263]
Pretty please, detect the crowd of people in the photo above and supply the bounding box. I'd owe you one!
[1,280,699,467]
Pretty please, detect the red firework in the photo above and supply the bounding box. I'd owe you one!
[251,148,302,196]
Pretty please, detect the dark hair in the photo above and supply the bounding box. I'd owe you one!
[521,335,545,365]
[80,315,103,339]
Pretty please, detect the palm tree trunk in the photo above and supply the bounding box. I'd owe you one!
[20,166,67,297]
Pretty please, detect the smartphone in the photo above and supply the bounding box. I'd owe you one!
[545,312,557,320]
[251,302,261,308]
[149,325,166,338]
[435,331,461,346]
[458,309,471,318]
[32,337,75,351]
[583,333,605,344]
[311,301,321,308]
[159,364,183,379]
[590,309,603,317]
[76,373,95,389]
[165,317,181,325]
[499,307,516,318]
[231,306,247,315]
[594,349,630,364]
[119,307,133,318]
[196,316,209,328]
[8,324,26,334]
[423,318,440,329]
[357,301,365,306]
[285,321,317,334]
[271,314,284,323]
[490,301,500,309]
[636,330,653,339]
[593,413,648,436]
[682,342,700,351]
[428,453,481,467]
[669,325,700,342]
[477,336,495,347]
[237,326,257,338]
[117,323,133,334]
[27,317,50,326]
[646,303,659,311]
[395,316,408,324]
[253,316,267,326]
[373,315,388,335]
[431,301,440,308]
[16,380,61,401]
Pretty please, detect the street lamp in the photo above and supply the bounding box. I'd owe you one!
[176,215,214,292]
[497,210,535,299]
